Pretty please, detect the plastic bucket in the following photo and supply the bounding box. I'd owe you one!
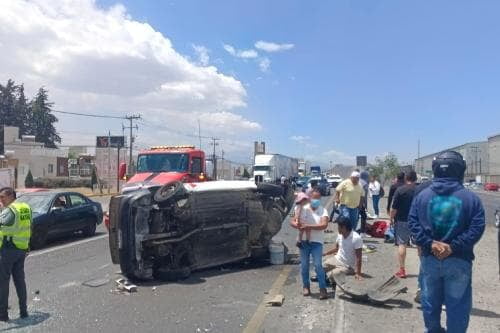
[269,242,285,265]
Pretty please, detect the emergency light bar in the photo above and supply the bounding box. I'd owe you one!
[150,145,196,150]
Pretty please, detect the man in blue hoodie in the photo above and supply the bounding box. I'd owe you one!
[408,151,485,333]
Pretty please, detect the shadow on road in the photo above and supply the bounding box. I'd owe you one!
[0,311,50,332]
[471,307,500,318]
[31,231,107,252]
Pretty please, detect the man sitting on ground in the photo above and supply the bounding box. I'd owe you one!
[323,216,363,295]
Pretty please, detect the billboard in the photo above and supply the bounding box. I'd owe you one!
[96,136,125,148]
[356,155,367,167]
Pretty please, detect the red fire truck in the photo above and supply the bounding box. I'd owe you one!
[104,145,208,229]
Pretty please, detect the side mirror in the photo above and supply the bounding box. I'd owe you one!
[118,163,127,179]
[51,206,62,213]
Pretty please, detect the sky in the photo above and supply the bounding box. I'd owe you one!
[1,0,500,167]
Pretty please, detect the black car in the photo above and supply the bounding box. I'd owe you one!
[16,191,103,249]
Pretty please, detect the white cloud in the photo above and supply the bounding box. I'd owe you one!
[258,57,271,72]
[192,44,210,66]
[289,135,310,143]
[255,40,294,53]
[0,0,260,154]
[323,150,355,163]
[223,43,258,59]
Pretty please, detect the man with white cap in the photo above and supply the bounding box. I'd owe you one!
[335,171,365,230]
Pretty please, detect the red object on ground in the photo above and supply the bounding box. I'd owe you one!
[368,220,389,238]
[395,268,407,279]
[484,183,499,191]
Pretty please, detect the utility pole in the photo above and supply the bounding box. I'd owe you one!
[123,114,141,175]
[198,119,202,150]
[210,137,220,180]
[107,130,111,194]
[221,149,225,180]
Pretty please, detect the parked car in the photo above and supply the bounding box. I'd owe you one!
[16,191,103,249]
[108,181,294,281]
[309,177,331,196]
[327,175,342,188]
[484,183,499,191]
[295,176,310,188]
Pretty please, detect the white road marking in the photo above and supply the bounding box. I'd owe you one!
[28,234,108,258]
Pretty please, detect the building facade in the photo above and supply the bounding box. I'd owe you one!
[488,134,500,183]
[415,141,490,182]
[2,126,68,188]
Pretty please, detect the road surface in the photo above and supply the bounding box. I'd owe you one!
[1,190,498,332]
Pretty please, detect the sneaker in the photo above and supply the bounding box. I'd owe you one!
[303,288,311,297]
[395,268,407,279]
[414,289,421,303]
[319,288,328,300]
[360,233,372,238]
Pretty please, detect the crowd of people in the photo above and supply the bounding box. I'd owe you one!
[291,151,486,333]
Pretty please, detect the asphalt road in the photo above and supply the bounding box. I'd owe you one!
[1,189,498,332]
[1,193,333,332]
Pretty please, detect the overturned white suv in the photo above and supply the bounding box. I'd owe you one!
[108,181,294,281]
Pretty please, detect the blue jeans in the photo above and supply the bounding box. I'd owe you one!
[421,256,472,333]
[372,194,380,216]
[339,205,359,230]
[300,241,326,289]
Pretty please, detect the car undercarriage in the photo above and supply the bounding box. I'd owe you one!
[108,181,295,281]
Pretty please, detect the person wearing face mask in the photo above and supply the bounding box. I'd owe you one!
[290,190,329,299]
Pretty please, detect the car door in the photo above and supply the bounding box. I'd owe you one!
[67,193,93,231]
[49,194,74,235]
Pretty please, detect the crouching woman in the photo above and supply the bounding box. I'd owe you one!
[290,190,329,299]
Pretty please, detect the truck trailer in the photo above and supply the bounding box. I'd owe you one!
[253,154,299,183]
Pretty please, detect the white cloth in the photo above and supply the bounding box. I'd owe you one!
[369,180,381,196]
[335,231,363,269]
[294,204,328,244]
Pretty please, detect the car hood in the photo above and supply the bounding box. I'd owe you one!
[123,172,188,193]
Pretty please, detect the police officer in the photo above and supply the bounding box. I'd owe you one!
[0,187,31,321]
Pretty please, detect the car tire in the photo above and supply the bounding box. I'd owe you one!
[256,183,284,197]
[83,219,97,237]
[153,266,191,281]
[154,181,186,204]
[30,227,47,250]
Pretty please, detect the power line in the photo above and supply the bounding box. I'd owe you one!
[53,110,126,120]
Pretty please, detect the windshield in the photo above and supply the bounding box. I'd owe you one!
[16,195,53,214]
[298,177,310,182]
[254,165,271,171]
[137,153,189,173]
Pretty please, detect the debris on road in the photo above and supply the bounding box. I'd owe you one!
[266,294,285,307]
[333,273,407,304]
[82,278,110,288]
[115,278,138,293]
[362,244,377,253]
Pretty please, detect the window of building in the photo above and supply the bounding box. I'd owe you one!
[48,164,54,174]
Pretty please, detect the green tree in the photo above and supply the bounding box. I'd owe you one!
[30,87,61,148]
[243,167,250,178]
[14,84,30,135]
[368,153,401,184]
[91,167,98,188]
[25,170,34,188]
[0,79,17,127]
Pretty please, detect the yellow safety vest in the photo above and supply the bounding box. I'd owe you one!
[0,202,32,250]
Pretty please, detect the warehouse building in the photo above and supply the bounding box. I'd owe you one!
[488,133,500,183]
[415,141,489,182]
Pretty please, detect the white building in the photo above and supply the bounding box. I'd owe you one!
[1,126,68,188]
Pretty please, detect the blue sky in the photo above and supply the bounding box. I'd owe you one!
[2,0,500,167]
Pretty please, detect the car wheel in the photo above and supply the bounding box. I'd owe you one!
[30,227,48,250]
[83,219,97,237]
[154,181,187,204]
[153,266,191,281]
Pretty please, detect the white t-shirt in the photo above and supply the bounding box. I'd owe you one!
[335,231,363,268]
[369,181,381,196]
[294,204,328,244]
